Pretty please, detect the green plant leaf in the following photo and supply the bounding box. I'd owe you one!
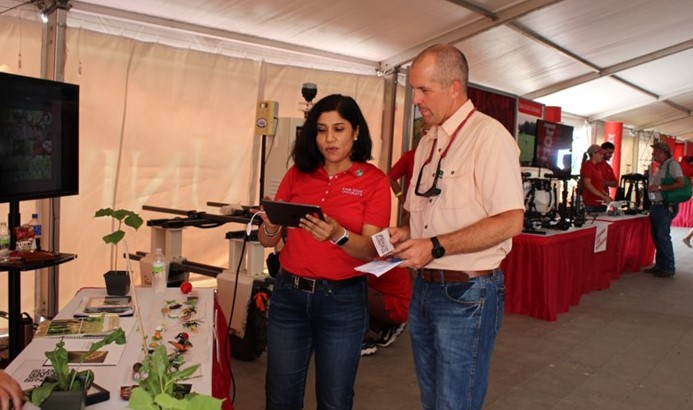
[87,328,127,355]
[124,213,144,230]
[30,382,58,406]
[168,364,199,383]
[44,340,70,390]
[94,208,115,218]
[129,345,221,410]
[155,392,188,410]
[36,327,126,405]
[186,394,224,410]
[95,208,142,245]
[72,370,93,390]
[103,230,125,245]
[127,387,158,410]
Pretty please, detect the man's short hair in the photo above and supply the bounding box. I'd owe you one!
[413,44,469,89]
[601,142,615,150]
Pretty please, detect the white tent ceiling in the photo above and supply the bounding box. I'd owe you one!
[3,0,693,139]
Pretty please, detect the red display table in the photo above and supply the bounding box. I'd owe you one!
[672,199,693,227]
[502,215,654,321]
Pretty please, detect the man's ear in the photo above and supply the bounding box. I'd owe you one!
[450,80,464,100]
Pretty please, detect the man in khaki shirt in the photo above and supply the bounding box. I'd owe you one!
[389,44,524,410]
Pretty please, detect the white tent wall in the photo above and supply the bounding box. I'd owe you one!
[0,16,386,320]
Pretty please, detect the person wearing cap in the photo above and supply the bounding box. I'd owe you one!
[580,144,612,212]
[644,141,684,278]
[599,141,618,189]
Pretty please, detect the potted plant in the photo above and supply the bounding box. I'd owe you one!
[128,344,223,410]
[29,328,127,408]
[95,208,144,295]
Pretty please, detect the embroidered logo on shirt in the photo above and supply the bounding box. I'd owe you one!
[356,169,364,177]
[341,187,363,197]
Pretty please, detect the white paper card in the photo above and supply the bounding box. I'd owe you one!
[371,229,395,257]
[355,258,403,277]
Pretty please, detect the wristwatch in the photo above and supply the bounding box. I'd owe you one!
[430,236,445,259]
[330,229,350,246]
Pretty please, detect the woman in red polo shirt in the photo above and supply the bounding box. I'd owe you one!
[257,94,391,409]
[580,144,612,213]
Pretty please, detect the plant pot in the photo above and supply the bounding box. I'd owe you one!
[40,390,86,410]
[104,270,130,296]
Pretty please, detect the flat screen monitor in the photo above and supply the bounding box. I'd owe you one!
[0,72,79,203]
[533,119,573,173]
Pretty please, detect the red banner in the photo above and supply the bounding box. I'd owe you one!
[603,122,622,196]
[675,142,685,162]
[518,99,543,117]
[544,106,561,123]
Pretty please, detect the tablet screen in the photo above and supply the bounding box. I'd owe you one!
[262,200,324,227]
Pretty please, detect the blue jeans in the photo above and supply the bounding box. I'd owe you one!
[649,203,678,272]
[409,269,505,410]
[265,272,368,410]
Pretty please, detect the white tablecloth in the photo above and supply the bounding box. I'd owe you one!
[6,287,215,409]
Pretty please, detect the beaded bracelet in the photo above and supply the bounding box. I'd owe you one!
[263,224,281,238]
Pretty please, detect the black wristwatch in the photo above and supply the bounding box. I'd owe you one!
[430,236,445,259]
[330,229,350,247]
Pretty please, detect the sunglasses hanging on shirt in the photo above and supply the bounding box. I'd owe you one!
[414,109,476,198]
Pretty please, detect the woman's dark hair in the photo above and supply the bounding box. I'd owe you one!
[292,94,372,173]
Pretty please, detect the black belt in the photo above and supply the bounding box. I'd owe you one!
[279,269,364,293]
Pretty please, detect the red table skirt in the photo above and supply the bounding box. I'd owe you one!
[672,199,693,227]
[213,298,234,410]
[501,216,654,321]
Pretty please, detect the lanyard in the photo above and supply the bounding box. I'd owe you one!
[421,108,477,167]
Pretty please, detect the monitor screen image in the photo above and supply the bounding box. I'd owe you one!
[0,72,79,203]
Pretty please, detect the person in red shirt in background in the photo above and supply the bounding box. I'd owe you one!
[678,156,693,247]
[388,149,416,205]
[581,144,612,213]
[360,266,412,356]
[598,142,618,192]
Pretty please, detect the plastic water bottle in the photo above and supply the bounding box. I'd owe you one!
[152,248,167,294]
[28,213,42,251]
[0,222,10,262]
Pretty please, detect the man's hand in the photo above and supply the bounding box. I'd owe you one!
[388,226,410,245]
[392,238,434,270]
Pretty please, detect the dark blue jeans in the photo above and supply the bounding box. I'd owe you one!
[409,269,505,410]
[265,272,368,410]
[649,203,678,272]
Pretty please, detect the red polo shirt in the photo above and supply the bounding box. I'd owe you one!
[368,267,412,323]
[276,162,391,280]
[597,161,617,187]
[388,149,416,194]
[580,161,606,206]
